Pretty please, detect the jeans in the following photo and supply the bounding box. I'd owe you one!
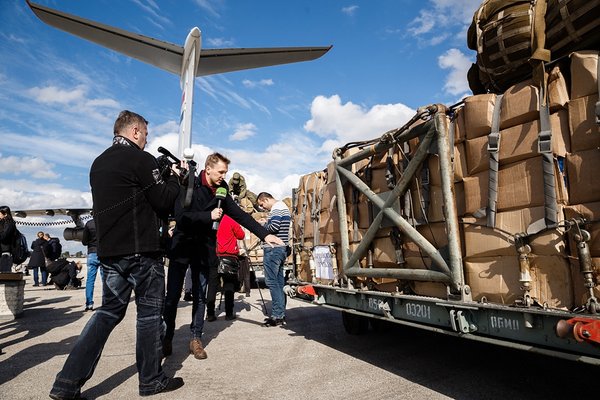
[31,266,48,285]
[50,254,169,398]
[163,260,208,341]
[263,246,287,319]
[85,252,103,307]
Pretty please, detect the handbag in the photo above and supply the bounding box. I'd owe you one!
[217,256,239,276]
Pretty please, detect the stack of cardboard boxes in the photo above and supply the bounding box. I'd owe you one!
[291,50,599,310]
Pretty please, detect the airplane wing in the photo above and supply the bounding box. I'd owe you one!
[27,0,331,77]
[12,208,92,220]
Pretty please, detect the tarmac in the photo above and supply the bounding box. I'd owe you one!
[1,264,599,400]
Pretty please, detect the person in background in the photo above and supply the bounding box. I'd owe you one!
[42,233,62,263]
[216,215,245,320]
[48,259,82,290]
[0,206,16,273]
[49,110,184,399]
[82,218,102,311]
[256,192,292,327]
[28,231,47,286]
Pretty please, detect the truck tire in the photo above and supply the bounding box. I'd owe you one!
[342,311,369,335]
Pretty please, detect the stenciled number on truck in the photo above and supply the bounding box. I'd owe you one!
[405,302,431,320]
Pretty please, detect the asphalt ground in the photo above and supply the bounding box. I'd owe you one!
[1,265,598,400]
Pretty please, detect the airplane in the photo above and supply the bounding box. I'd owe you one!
[15,0,331,241]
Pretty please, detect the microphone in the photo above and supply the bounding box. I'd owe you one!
[212,187,228,230]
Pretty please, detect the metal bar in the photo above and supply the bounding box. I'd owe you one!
[338,119,452,279]
[334,158,351,282]
[433,109,464,294]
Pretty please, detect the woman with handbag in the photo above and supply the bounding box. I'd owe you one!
[215,214,245,320]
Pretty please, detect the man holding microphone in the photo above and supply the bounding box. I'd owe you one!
[163,153,283,360]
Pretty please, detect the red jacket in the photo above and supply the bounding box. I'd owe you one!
[216,215,245,257]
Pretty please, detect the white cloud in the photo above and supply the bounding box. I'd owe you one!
[407,0,480,46]
[242,79,274,88]
[207,37,235,47]
[342,5,359,16]
[438,48,472,96]
[193,0,222,18]
[304,95,415,145]
[28,85,87,105]
[229,123,257,141]
[0,179,91,210]
[0,155,59,179]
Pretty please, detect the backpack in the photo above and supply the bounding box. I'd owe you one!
[47,238,62,261]
[11,229,31,265]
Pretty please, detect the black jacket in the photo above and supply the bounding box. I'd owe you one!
[28,238,46,268]
[90,137,180,258]
[81,219,98,254]
[0,219,16,253]
[170,172,269,267]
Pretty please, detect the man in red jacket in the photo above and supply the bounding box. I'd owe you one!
[216,215,245,320]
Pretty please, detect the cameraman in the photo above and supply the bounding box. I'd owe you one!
[50,110,184,399]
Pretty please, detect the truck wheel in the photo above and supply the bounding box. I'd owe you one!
[342,311,369,335]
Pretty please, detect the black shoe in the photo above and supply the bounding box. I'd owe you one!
[275,317,287,327]
[49,393,87,400]
[84,306,93,312]
[183,291,193,301]
[225,314,236,321]
[140,377,184,396]
[206,315,217,322]
[33,283,39,287]
[263,317,277,327]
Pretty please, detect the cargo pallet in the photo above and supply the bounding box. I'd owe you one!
[287,104,600,366]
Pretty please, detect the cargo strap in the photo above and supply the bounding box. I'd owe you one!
[529,82,559,234]
[390,227,405,265]
[309,173,322,246]
[596,52,600,125]
[419,159,430,223]
[385,148,396,190]
[298,175,310,247]
[352,187,360,243]
[487,94,503,227]
[314,174,327,245]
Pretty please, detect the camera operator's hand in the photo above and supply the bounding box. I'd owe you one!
[171,160,188,177]
[211,207,223,221]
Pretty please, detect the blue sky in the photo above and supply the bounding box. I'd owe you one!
[0,0,480,251]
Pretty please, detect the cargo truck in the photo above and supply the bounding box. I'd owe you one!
[285,50,600,365]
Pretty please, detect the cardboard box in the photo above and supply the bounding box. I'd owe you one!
[500,80,540,130]
[318,207,341,245]
[570,50,599,100]
[453,106,466,144]
[463,94,497,140]
[463,205,567,257]
[465,110,570,175]
[568,94,600,152]
[426,144,467,184]
[564,202,600,257]
[548,63,570,111]
[411,182,466,223]
[465,255,573,308]
[463,156,568,214]
[566,149,600,204]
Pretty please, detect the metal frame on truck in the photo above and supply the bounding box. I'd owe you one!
[288,104,600,366]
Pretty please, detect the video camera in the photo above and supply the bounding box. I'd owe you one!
[156,146,196,185]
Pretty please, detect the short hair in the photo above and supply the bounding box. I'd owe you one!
[37,231,44,238]
[44,233,50,239]
[205,152,230,168]
[113,110,148,136]
[257,192,273,202]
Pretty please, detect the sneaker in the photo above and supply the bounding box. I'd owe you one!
[162,339,172,358]
[183,291,193,301]
[84,306,94,312]
[140,377,184,397]
[225,314,236,321]
[263,317,286,327]
[206,315,217,322]
[32,283,39,287]
[189,338,207,359]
